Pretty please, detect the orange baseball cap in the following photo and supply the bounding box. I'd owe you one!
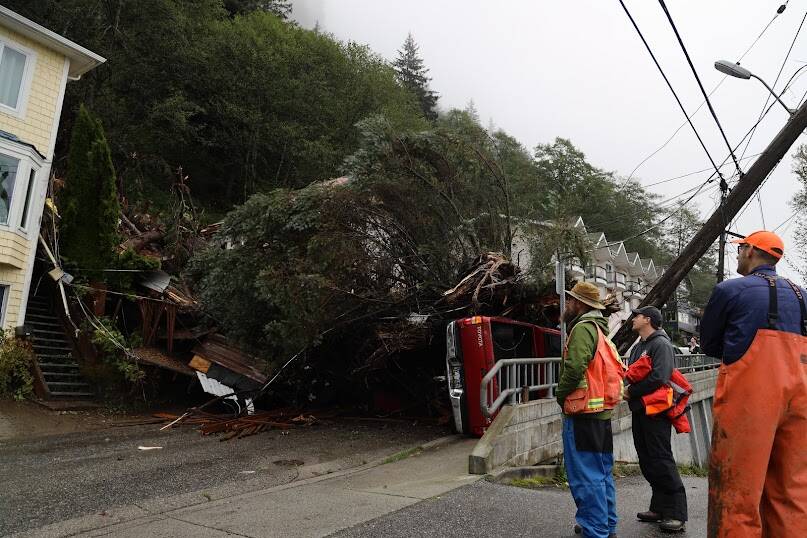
[730,230,784,259]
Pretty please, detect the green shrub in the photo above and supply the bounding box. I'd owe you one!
[89,318,144,384]
[0,332,35,400]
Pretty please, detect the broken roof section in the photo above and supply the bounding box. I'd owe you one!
[191,334,268,385]
[137,270,198,310]
[131,346,195,377]
[139,270,171,294]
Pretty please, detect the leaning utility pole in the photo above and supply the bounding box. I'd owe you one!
[613,100,807,351]
[716,178,728,283]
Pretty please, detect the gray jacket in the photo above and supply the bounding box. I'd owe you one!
[627,329,675,412]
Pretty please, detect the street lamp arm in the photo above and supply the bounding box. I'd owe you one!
[749,74,795,115]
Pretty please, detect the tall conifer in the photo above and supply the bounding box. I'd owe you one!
[393,33,439,121]
[60,105,120,281]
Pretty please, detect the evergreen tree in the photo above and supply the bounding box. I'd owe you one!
[59,105,120,280]
[223,0,292,18]
[791,144,807,282]
[393,33,439,121]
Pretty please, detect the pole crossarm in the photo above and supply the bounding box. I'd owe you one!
[614,100,807,351]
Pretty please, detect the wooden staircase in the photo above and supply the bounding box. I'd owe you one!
[26,293,95,401]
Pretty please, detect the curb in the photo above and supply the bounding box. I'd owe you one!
[487,464,560,483]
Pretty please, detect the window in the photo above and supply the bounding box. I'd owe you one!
[0,153,19,225]
[0,284,7,326]
[0,40,34,116]
[19,168,35,230]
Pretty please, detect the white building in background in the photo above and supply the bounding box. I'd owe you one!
[512,216,661,332]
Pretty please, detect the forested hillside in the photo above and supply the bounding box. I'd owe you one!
[6,1,719,397]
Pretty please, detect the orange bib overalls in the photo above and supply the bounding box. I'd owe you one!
[707,274,807,537]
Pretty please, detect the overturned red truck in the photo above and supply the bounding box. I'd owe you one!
[445,316,561,437]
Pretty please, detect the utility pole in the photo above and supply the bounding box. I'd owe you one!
[613,99,807,352]
[716,178,728,283]
[555,254,566,345]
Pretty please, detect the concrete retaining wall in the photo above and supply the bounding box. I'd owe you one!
[469,369,718,474]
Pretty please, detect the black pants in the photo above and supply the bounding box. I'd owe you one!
[632,412,688,521]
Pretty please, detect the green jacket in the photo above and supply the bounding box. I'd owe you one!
[556,310,612,420]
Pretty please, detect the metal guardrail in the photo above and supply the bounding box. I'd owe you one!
[480,354,720,419]
[674,353,722,373]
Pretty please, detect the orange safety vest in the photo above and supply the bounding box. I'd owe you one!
[626,354,692,433]
[563,322,626,415]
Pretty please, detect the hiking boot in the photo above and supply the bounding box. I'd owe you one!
[573,525,617,537]
[659,519,685,533]
[636,511,662,522]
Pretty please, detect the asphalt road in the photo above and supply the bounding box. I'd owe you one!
[0,418,446,536]
[333,475,708,538]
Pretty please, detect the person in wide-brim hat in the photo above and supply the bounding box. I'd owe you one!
[565,281,606,310]
[557,279,618,537]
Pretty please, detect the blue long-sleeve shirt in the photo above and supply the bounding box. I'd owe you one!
[700,265,807,364]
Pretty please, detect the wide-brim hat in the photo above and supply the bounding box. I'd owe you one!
[565,282,606,310]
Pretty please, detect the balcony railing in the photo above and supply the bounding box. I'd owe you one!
[624,279,643,298]
[586,266,607,285]
[566,258,585,277]
[609,272,627,290]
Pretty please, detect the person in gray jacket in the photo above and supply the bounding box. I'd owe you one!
[625,306,687,533]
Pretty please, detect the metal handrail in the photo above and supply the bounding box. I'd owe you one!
[480,357,561,419]
[479,353,720,420]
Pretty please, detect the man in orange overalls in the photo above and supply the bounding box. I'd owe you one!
[700,230,807,537]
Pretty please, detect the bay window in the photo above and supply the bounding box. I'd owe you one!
[0,137,42,233]
[0,152,18,224]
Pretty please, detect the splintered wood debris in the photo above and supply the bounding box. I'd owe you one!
[155,410,320,441]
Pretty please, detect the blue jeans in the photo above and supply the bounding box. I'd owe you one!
[562,417,617,538]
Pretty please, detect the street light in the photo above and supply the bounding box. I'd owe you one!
[714,60,795,115]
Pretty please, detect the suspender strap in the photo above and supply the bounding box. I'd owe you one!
[784,278,807,337]
[753,273,779,330]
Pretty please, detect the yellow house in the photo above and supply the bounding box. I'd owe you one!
[0,7,104,330]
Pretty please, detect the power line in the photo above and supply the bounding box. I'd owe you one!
[641,153,761,189]
[737,3,789,59]
[781,255,806,284]
[727,66,807,227]
[730,158,785,230]
[739,10,807,163]
[598,67,799,242]
[617,0,727,183]
[779,213,800,236]
[619,3,787,190]
[584,179,719,232]
[773,209,799,232]
[756,192,767,228]
[657,0,743,179]
[693,64,807,198]
[600,179,715,249]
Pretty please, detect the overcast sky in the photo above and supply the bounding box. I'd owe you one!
[293,0,807,284]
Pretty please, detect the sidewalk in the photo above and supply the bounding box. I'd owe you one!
[335,475,708,537]
[11,436,480,538]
